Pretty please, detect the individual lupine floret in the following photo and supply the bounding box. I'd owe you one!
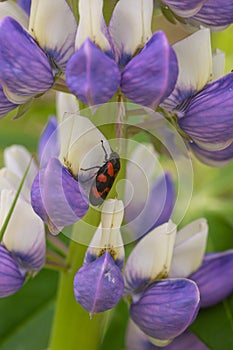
[169,219,233,306]
[0,190,46,297]
[0,0,77,118]
[31,111,119,234]
[161,28,233,166]
[125,218,233,348]
[0,150,46,299]
[124,220,208,344]
[74,199,125,316]
[66,0,178,108]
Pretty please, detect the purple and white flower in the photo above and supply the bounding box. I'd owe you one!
[74,199,125,315]
[124,219,206,343]
[31,99,119,234]
[162,28,233,166]
[66,0,178,108]
[124,217,233,345]
[0,146,46,297]
[0,0,77,118]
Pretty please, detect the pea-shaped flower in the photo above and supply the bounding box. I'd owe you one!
[31,112,119,234]
[0,0,77,118]
[66,0,178,108]
[74,199,125,316]
[125,217,233,345]
[162,28,233,166]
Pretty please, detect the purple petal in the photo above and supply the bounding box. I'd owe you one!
[17,0,31,16]
[0,244,25,298]
[191,0,233,27]
[125,173,174,238]
[66,38,121,105]
[190,141,233,167]
[0,84,18,119]
[0,17,53,98]
[126,321,208,350]
[162,0,205,17]
[178,73,233,146]
[31,158,89,234]
[190,250,233,307]
[37,116,59,167]
[130,278,200,340]
[121,31,178,108]
[30,172,47,223]
[74,251,124,314]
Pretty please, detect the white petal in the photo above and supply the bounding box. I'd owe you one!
[86,199,125,264]
[212,49,225,80]
[174,28,212,91]
[29,0,77,70]
[58,114,112,177]
[125,143,159,209]
[194,138,233,152]
[75,0,111,51]
[4,145,38,193]
[56,91,79,124]
[124,222,177,293]
[1,190,45,269]
[109,0,153,63]
[0,0,28,28]
[162,28,212,109]
[2,84,32,104]
[101,199,124,241]
[0,168,30,201]
[169,218,208,278]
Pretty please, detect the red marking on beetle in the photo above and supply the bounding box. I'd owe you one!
[97,173,108,183]
[91,186,102,198]
[107,162,114,177]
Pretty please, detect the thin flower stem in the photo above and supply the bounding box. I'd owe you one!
[44,261,69,273]
[0,157,33,241]
[47,234,69,257]
[46,249,68,265]
[52,82,70,93]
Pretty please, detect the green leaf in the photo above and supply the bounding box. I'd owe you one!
[190,294,233,350]
[204,212,233,252]
[0,270,58,350]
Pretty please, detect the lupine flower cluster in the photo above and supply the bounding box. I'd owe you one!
[0,0,233,349]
